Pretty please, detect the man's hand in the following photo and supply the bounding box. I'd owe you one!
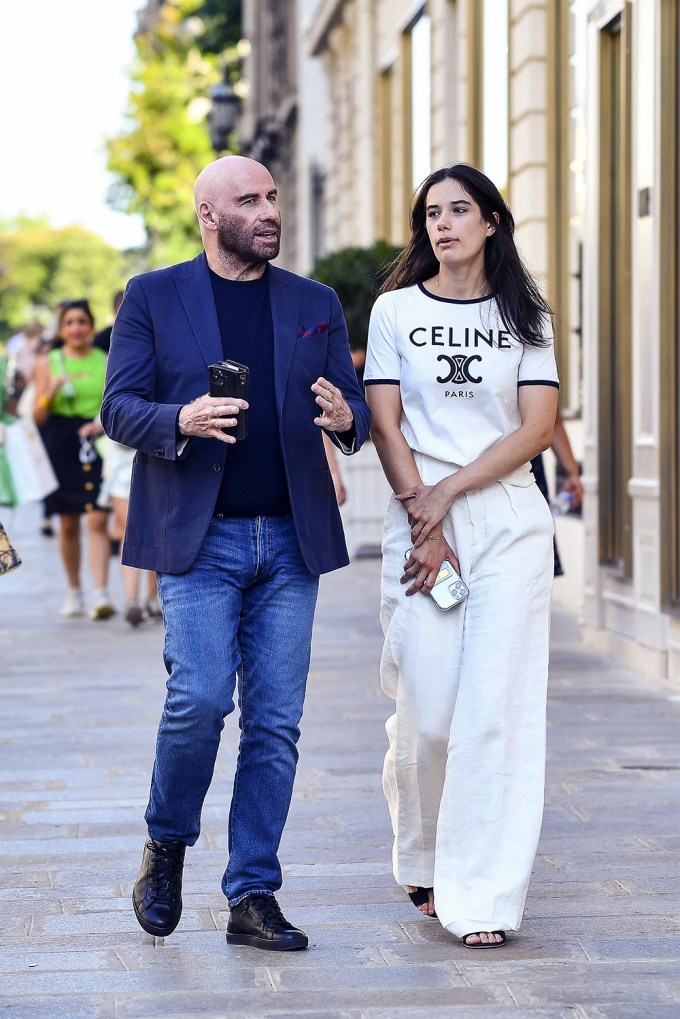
[178,394,249,444]
[312,377,353,432]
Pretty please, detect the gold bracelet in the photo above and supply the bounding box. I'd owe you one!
[425,533,444,541]
[38,395,51,410]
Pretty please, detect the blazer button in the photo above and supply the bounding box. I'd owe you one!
[213,463,222,472]
[155,446,165,457]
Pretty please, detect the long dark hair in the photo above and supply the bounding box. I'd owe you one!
[380,164,552,347]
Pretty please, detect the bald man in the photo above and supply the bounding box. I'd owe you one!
[102,156,370,950]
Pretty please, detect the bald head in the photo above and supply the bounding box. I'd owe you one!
[194,156,281,277]
[194,156,274,213]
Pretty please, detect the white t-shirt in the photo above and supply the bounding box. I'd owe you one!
[365,284,559,468]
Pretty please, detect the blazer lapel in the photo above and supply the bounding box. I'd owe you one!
[175,253,223,367]
[269,266,301,414]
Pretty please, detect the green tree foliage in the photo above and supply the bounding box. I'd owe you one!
[106,0,222,267]
[0,222,126,341]
[310,241,403,351]
[195,0,242,53]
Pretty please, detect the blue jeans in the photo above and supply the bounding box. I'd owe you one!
[147,515,319,906]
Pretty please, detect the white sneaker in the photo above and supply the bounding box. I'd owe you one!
[89,589,116,620]
[60,589,84,618]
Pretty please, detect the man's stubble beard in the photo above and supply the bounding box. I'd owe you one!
[216,214,281,265]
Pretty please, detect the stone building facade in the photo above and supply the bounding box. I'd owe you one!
[308,1,581,408]
[579,0,680,684]
[240,0,680,685]
[239,0,327,274]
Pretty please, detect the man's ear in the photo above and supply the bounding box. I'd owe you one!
[198,201,217,230]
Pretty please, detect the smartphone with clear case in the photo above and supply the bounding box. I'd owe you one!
[430,559,469,610]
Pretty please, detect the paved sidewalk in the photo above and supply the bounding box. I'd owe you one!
[1,504,679,1019]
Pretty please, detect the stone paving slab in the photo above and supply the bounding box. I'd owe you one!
[1,503,679,1018]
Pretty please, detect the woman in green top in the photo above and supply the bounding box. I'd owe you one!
[33,300,114,620]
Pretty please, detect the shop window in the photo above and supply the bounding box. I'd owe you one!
[410,10,432,191]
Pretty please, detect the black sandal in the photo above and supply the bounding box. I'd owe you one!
[407,887,437,918]
[462,930,506,949]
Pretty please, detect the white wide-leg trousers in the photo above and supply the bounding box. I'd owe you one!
[380,453,555,938]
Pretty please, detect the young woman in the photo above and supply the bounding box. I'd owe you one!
[365,164,559,948]
[33,300,114,619]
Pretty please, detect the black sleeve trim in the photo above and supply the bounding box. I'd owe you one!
[363,378,400,386]
[334,421,356,443]
[517,379,560,389]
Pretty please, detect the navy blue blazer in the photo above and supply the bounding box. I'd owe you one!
[101,253,370,575]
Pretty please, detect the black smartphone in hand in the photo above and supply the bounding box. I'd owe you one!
[209,361,249,441]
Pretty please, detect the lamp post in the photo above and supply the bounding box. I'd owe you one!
[207,80,241,153]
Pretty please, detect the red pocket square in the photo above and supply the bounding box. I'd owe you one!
[296,320,329,339]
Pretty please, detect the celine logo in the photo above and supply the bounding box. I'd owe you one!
[436,354,483,385]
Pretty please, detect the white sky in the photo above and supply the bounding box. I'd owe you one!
[0,0,146,250]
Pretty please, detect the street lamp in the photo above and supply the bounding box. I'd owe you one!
[208,80,241,152]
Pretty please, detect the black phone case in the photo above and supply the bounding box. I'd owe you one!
[209,361,249,441]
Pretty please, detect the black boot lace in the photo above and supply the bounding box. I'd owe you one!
[248,894,286,929]
[148,840,184,902]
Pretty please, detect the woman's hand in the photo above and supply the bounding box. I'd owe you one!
[78,420,104,439]
[401,536,460,597]
[396,480,454,547]
[33,359,67,424]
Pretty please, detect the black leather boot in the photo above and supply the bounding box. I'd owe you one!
[226,894,308,951]
[132,837,186,937]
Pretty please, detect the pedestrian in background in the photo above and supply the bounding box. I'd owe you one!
[93,290,124,355]
[15,317,62,538]
[97,437,161,625]
[531,407,584,576]
[4,322,44,416]
[33,300,114,619]
[322,432,347,506]
[91,288,126,560]
[102,155,370,950]
[365,163,559,948]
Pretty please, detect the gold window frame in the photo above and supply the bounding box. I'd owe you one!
[401,4,431,239]
[377,66,394,242]
[597,6,633,576]
[659,0,680,611]
[547,1,572,407]
[466,0,483,167]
